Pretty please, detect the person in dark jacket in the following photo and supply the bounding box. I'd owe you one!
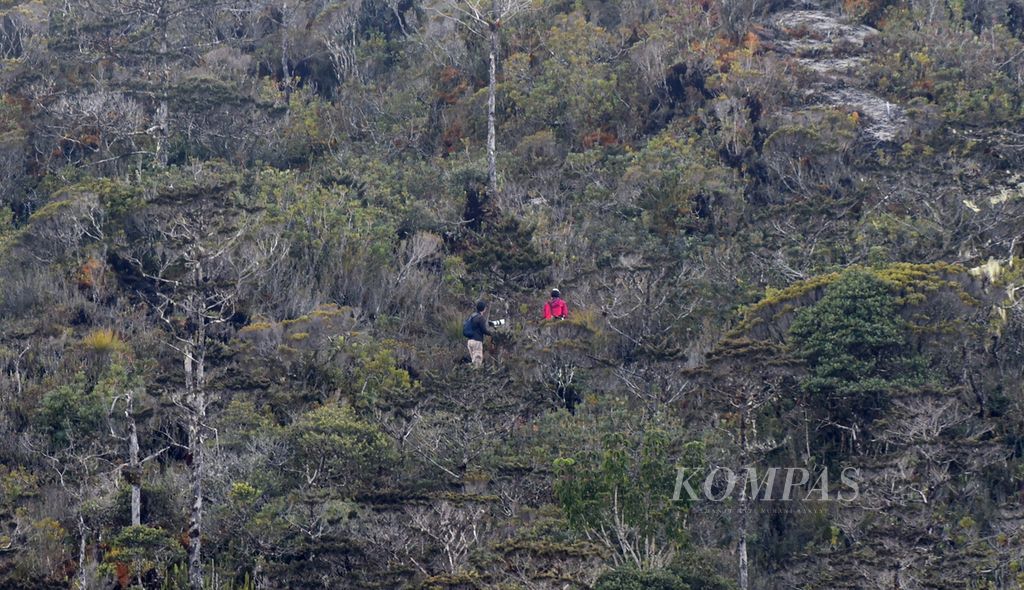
[543,289,569,320]
[466,300,492,367]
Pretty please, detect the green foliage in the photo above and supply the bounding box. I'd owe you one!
[0,95,24,139]
[505,12,626,143]
[103,525,185,581]
[62,177,141,219]
[3,0,1024,587]
[623,125,738,235]
[736,262,973,336]
[842,0,896,26]
[1,466,38,509]
[81,328,127,355]
[253,166,400,311]
[554,424,696,562]
[760,109,857,198]
[217,398,277,445]
[229,481,261,505]
[870,6,1024,125]
[270,87,334,166]
[789,269,924,421]
[671,551,737,590]
[463,216,549,287]
[285,404,396,493]
[594,567,690,590]
[345,339,418,409]
[35,373,106,448]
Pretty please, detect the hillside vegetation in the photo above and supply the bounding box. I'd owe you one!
[2,0,1024,588]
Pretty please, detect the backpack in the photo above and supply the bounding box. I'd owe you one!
[462,313,478,338]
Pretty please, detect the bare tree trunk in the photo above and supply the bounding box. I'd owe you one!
[77,514,88,590]
[127,394,141,527]
[281,0,292,124]
[187,401,204,590]
[486,0,499,200]
[281,1,290,82]
[157,98,168,167]
[738,398,749,590]
[185,338,206,590]
[738,504,748,590]
[185,283,207,590]
[13,345,27,397]
[156,5,169,167]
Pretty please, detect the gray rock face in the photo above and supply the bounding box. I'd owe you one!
[821,87,906,142]
[767,9,907,142]
[772,10,877,57]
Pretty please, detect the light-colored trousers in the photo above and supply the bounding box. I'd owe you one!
[467,339,483,366]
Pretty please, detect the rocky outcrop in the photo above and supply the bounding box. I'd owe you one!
[764,9,907,142]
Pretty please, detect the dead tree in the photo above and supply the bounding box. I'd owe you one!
[120,169,283,589]
[693,338,800,590]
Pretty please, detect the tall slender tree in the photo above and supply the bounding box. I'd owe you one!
[118,167,283,589]
[698,339,798,590]
[432,0,532,199]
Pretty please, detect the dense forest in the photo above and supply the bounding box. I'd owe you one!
[2,0,1024,588]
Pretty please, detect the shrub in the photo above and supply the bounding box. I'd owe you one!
[594,567,690,590]
[789,269,925,435]
[103,525,184,586]
[285,404,396,493]
[35,373,106,447]
[81,328,125,354]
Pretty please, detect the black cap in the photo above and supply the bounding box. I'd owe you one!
[476,300,487,312]
[551,289,560,298]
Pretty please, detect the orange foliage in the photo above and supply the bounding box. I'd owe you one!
[439,65,460,84]
[77,257,103,291]
[115,562,130,588]
[843,0,873,16]
[912,78,935,93]
[581,130,617,149]
[743,31,760,52]
[708,35,755,73]
[436,66,469,105]
[79,134,100,150]
[843,0,888,23]
[441,121,464,155]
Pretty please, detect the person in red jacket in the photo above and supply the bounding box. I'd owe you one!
[543,289,569,320]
